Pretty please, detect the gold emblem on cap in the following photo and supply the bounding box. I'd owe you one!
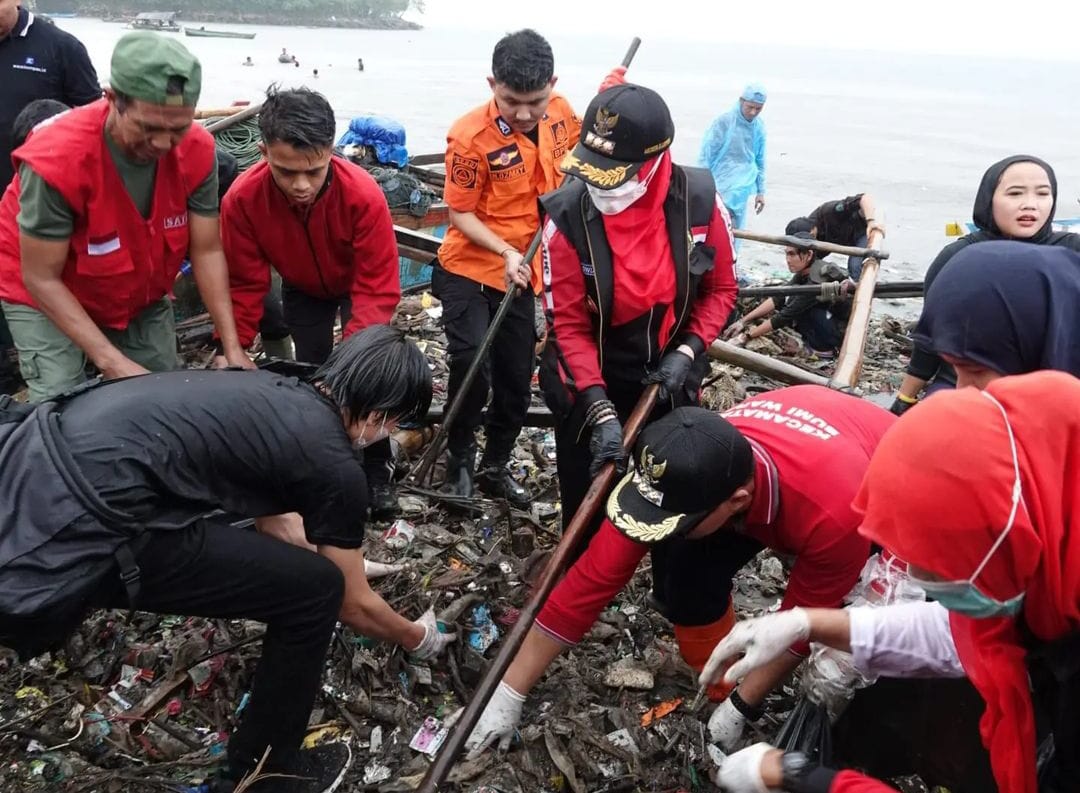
[608,475,683,543]
[643,137,672,155]
[593,106,619,137]
[640,446,666,483]
[561,153,630,188]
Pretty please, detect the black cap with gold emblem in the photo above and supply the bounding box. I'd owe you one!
[606,407,753,544]
[560,83,674,189]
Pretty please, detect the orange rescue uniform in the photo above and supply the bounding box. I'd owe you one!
[438,94,580,292]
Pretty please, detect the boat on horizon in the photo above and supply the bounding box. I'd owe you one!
[128,12,181,32]
[184,26,256,39]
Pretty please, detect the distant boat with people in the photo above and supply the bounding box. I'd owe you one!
[184,26,256,39]
[128,12,181,32]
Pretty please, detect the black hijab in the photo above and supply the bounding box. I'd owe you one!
[970,155,1058,243]
[915,241,1080,378]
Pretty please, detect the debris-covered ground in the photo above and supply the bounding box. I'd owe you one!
[0,283,934,792]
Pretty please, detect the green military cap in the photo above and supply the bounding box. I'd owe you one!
[109,31,202,107]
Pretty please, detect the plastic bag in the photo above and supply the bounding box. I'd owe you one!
[337,116,409,168]
[775,697,833,765]
[800,553,928,720]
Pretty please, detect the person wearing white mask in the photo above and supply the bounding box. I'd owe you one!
[0,324,454,791]
[531,81,737,549]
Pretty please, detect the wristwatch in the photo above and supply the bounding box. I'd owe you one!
[781,750,836,793]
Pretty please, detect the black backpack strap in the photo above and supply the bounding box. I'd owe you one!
[113,542,142,607]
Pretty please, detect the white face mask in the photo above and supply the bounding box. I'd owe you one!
[586,155,663,215]
[353,414,390,450]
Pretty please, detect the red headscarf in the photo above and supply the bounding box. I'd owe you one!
[854,371,1080,793]
[603,152,677,336]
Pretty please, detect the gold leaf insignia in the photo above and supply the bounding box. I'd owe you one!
[607,476,684,543]
[561,153,630,188]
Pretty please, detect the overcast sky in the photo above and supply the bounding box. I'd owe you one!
[408,0,1080,60]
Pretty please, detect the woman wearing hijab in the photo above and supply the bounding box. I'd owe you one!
[916,240,1080,386]
[700,371,1080,793]
[890,155,1080,414]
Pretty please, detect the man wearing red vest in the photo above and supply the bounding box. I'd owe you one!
[0,31,251,402]
[221,86,402,517]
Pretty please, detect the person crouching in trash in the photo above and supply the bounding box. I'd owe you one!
[0,326,455,793]
[465,385,893,756]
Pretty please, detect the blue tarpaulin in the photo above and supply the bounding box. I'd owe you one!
[338,115,409,168]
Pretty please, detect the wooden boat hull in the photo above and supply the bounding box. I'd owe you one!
[184,28,256,39]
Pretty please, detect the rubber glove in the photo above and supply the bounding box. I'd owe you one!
[714,742,779,792]
[701,609,810,688]
[465,681,526,757]
[408,608,457,660]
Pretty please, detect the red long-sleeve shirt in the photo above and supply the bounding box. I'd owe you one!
[221,157,400,347]
[537,386,895,648]
[540,192,736,392]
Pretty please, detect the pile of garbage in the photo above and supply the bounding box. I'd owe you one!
[0,292,934,792]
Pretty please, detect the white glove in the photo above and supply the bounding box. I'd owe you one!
[407,608,457,660]
[700,608,811,688]
[364,559,413,579]
[714,742,779,793]
[708,697,747,750]
[464,681,525,757]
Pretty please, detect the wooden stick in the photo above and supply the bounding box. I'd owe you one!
[831,227,886,387]
[204,102,263,134]
[707,340,831,387]
[410,226,543,485]
[416,385,660,793]
[194,105,250,120]
[733,229,888,260]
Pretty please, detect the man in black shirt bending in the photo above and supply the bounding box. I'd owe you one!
[0,325,453,793]
[786,193,884,280]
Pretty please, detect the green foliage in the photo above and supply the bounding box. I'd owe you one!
[51,0,424,20]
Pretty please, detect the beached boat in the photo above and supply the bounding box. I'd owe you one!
[184,27,256,39]
[128,12,181,32]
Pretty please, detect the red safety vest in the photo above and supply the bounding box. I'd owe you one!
[0,99,215,329]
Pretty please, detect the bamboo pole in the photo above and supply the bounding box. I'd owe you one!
[417,384,658,793]
[194,105,251,120]
[733,229,888,260]
[203,102,263,134]
[830,227,886,387]
[708,340,831,387]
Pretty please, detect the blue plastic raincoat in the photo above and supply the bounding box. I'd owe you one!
[697,101,767,230]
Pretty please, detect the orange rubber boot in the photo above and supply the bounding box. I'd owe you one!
[673,603,737,702]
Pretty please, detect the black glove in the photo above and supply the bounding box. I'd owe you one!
[889,395,917,416]
[589,418,626,477]
[583,397,626,476]
[644,349,695,401]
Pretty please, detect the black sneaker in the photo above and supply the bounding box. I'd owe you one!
[369,482,398,521]
[237,743,353,793]
[476,465,530,507]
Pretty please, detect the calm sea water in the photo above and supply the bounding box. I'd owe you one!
[53,17,1080,298]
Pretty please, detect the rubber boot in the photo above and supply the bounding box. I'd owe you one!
[475,458,530,506]
[673,602,737,702]
[442,443,475,498]
[262,335,294,361]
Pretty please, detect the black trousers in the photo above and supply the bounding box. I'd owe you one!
[273,282,393,485]
[258,274,290,343]
[91,521,344,776]
[280,282,352,367]
[555,377,763,626]
[430,265,535,464]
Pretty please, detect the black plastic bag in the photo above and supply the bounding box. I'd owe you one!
[774,696,833,765]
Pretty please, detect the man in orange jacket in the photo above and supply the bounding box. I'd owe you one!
[0,31,252,402]
[435,29,580,504]
[221,86,402,518]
